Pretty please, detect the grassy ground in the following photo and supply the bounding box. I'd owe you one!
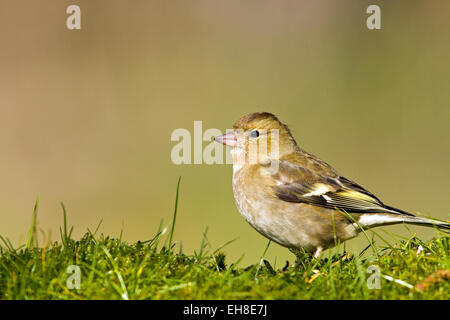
[0,184,449,299]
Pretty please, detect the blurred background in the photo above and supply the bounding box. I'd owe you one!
[0,0,449,266]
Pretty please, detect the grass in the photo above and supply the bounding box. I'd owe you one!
[0,180,449,300]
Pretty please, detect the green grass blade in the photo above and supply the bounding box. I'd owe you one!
[168,176,181,254]
[26,196,40,250]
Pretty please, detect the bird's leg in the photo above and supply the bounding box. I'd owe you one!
[313,247,323,259]
[288,248,314,271]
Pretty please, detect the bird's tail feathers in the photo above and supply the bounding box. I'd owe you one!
[401,216,450,231]
[379,205,450,231]
[357,213,450,231]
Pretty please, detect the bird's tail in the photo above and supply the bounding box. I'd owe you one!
[379,205,450,231]
[358,209,450,231]
[400,216,450,231]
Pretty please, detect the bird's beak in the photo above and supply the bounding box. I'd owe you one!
[214,131,237,147]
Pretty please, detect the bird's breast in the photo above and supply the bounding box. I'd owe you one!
[232,166,305,248]
[231,166,358,251]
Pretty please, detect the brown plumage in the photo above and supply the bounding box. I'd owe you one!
[215,112,450,258]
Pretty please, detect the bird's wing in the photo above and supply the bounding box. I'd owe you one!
[270,160,413,216]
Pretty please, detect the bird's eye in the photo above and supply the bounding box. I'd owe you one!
[250,130,260,138]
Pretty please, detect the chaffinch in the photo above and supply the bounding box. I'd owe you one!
[215,112,449,258]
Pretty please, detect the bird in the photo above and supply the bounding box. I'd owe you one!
[214,112,450,259]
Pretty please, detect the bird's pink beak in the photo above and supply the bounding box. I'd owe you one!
[214,131,237,147]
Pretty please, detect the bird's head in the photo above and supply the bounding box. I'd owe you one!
[215,112,297,165]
